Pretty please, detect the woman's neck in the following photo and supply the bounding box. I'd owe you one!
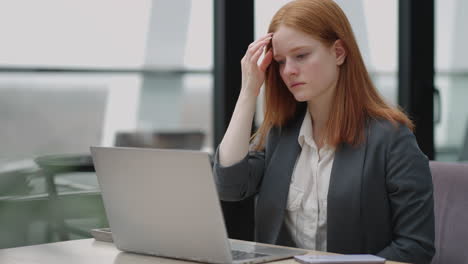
[307,84,336,148]
[307,91,334,132]
[308,102,329,131]
[308,102,329,150]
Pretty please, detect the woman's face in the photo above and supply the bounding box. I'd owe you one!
[272,25,344,103]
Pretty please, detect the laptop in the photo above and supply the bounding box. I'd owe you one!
[90,146,308,264]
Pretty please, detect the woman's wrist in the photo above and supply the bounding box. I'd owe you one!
[238,87,258,102]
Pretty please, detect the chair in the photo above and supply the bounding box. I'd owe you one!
[114,130,205,150]
[0,160,35,196]
[0,155,107,248]
[0,82,135,247]
[0,83,107,158]
[0,163,37,248]
[429,161,468,264]
[34,154,106,242]
[0,189,106,249]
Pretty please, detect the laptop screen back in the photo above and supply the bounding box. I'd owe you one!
[91,147,232,264]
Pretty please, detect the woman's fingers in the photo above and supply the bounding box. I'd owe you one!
[247,33,273,49]
[259,49,273,72]
[250,39,270,66]
[244,39,271,66]
[244,34,272,62]
[245,38,269,61]
[240,33,273,96]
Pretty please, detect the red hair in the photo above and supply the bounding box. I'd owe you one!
[253,0,413,150]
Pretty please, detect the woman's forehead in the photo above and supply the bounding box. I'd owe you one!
[272,26,320,56]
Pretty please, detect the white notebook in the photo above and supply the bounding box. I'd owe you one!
[294,254,385,264]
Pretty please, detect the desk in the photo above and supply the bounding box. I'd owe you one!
[0,239,408,264]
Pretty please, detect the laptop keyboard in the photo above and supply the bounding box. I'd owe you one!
[231,250,270,260]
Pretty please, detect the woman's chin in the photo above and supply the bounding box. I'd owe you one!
[292,93,309,102]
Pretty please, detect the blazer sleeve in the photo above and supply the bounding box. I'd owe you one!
[377,125,435,264]
[213,148,265,202]
[212,127,278,202]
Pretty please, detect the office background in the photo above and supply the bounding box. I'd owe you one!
[0,0,467,250]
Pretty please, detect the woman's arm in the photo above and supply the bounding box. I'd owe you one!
[218,93,257,166]
[214,33,273,201]
[218,33,272,166]
[378,125,435,264]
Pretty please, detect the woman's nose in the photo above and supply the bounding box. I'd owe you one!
[283,61,298,76]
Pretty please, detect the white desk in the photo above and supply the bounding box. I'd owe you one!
[0,239,407,264]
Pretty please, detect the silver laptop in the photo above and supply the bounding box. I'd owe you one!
[90,146,308,264]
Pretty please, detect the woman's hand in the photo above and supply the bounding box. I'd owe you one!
[240,33,274,97]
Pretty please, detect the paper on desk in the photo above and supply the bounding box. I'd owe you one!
[294,254,385,264]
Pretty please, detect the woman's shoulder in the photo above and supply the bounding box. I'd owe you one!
[366,118,414,144]
[364,118,426,161]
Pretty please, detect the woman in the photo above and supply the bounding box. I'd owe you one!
[213,0,435,263]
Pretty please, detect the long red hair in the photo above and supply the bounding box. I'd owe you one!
[253,0,413,150]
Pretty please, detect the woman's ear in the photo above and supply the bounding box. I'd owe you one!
[333,39,346,66]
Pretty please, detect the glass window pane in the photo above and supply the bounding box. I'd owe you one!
[0,1,151,68]
[435,0,468,161]
[0,0,213,248]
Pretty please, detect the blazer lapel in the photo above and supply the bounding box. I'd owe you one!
[255,108,305,244]
[327,135,367,253]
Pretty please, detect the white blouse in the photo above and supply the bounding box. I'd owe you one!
[284,110,335,251]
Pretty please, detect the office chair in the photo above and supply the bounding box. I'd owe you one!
[429,161,468,264]
[34,154,107,242]
[0,164,37,248]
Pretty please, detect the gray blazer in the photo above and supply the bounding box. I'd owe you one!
[213,106,435,264]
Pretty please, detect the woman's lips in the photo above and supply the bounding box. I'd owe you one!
[290,82,305,88]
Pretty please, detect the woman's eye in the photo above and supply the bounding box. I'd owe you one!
[297,53,308,59]
[277,60,285,65]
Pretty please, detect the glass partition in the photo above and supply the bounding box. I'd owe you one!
[0,0,213,248]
